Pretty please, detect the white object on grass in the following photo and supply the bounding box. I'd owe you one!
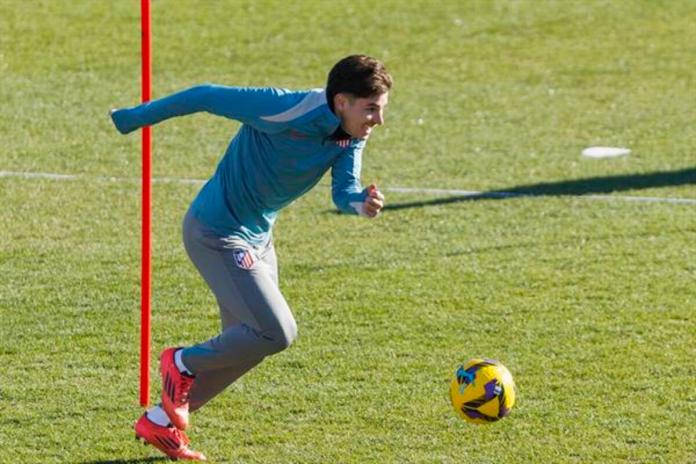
[581,146,631,158]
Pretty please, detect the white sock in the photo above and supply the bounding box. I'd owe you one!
[146,405,171,427]
[175,348,194,376]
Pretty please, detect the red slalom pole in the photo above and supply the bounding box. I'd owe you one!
[139,0,152,408]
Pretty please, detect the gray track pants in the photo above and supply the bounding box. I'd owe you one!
[179,210,297,412]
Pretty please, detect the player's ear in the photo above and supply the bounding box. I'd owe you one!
[334,93,349,113]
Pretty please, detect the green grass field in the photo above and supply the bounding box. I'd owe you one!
[1,1,695,462]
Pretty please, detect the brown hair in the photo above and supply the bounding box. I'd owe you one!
[326,55,392,111]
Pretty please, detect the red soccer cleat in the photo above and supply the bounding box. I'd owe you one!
[160,347,195,430]
[134,414,206,461]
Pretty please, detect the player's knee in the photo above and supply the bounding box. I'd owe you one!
[279,316,298,351]
[266,317,297,354]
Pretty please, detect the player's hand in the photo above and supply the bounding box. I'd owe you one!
[363,184,385,218]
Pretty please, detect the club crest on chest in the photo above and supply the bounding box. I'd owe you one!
[335,138,351,148]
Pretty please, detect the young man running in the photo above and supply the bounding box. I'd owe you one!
[111,55,392,460]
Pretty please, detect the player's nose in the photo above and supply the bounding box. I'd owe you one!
[373,110,384,126]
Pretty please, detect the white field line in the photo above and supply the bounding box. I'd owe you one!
[2,170,696,205]
[0,170,205,185]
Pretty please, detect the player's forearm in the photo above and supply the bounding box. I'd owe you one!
[110,85,215,134]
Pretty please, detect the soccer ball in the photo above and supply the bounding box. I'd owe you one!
[450,358,516,424]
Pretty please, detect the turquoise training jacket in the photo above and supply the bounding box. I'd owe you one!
[111,84,369,247]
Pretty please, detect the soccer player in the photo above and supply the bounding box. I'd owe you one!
[111,55,392,460]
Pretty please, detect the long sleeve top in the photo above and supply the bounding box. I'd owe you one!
[111,84,369,247]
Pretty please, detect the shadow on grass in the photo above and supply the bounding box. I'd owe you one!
[383,167,696,211]
[81,458,168,464]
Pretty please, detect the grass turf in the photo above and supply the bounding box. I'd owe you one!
[1,1,694,462]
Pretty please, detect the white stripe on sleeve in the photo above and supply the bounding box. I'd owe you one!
[260,89,327,123]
